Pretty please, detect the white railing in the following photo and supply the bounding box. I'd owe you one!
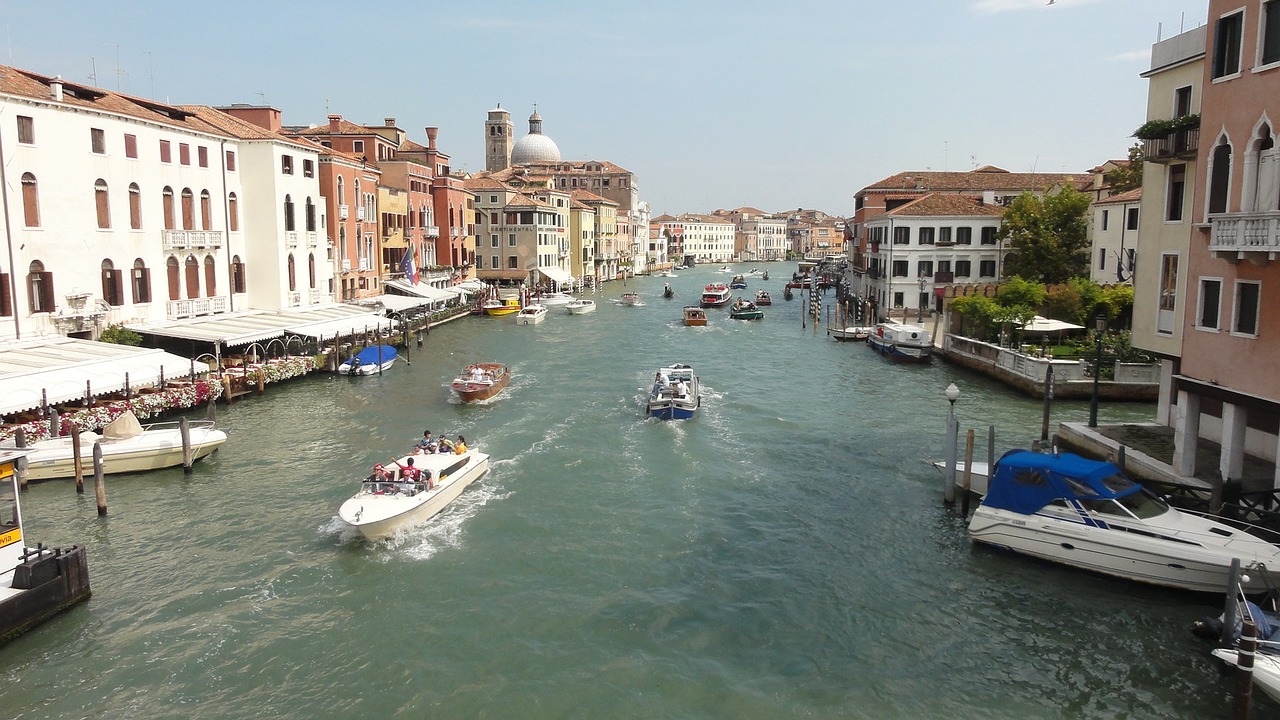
[358,257,371,271]
[288,291,301,306]
[309,289,327,304]
[162,230,225,251]
[286,231,299,248]
[341,258,351,271]
[1210,212,1280,259]
[165,295,229,320]
[338,204,349,220]
[356,207,366,222]
[307,231,319,247]
[425,226,440,238]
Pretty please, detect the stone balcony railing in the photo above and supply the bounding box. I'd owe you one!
[307,231,320,248]
[166,295,229,320]
[286,231,299,249]
[288,291,302,307]
[162,230,225,251]
[1209,212,1280,263]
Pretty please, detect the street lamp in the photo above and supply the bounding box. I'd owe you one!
[945,382,960,421]
[1087,312,1108,428]
[918,277,927,322]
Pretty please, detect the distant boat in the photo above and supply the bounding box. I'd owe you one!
[339,345,398,375]
[663,283,675,299]
[728,299,764,320]
[338,449,491,540]
[514,304,548,324]
[754,290,772,306]
[700,283,731,307]
[451,362,511,402]
[646,364,700,420]
[532,291,574,306]
[830,326,872,342]
[619,292,642,306]
[483,298,521,316]
[566,299,596,314]
[683,306,707,327]
[729,274,747,289]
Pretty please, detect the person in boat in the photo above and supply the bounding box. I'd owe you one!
[674,379,688,399]
[370,463,390,482]
[652,372,666,397]
[470,366,486,382]
[415,430,434,453]
[437,435,455,453]
[454,435,468,454]
[398,457,422,491]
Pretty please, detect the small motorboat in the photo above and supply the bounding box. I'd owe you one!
[483,298,521,316]
[451,362,510,402]
[646,364,700,420]
[338,448,491,540]
[659,271,679,278]
[717,266,732,273]
[969,450,1280,593]
[729,299,764,320]
[683,306,707,327]
[514,304,548,324]
[663,283,675,299]
[748,269,760,275]
[1212,648,1280,705]
[566,299,596,314]
[754,290,772,306]
[532,291,574,306]
[830,326,873,342]
[619,292,641,306]
[928,458,991,496]
[867,323,932,362]
[729,274,747,289]
[4,410,227,480]
[700,283,731,307]
[338,345,398,375]
[762,270,769,281]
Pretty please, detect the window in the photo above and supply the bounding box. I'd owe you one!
[91,128,105,154]
[101,260,123,306]
[27,260,53,313]
[162,187,175,229]
[184,255,200,299]
[128,183,142,229]
[1209,146,1231,214]
[166,257,180,301]
[281,155,294,175]
[892,260,908,277]
[508,256,518,269]
[893,227,910,245]
[918,227,934,245]
[353,140,364,154]
[309,254,316,289]
[20,173,39,227]
[181,188,194,230]
[231,255,246,294]
[1198,278,1222,329]
[491,234,499,248]
[1099,249,1107,270]
[200,191,212,230]
[124,134,138,158]
[205,256,217,297]
[917,260,933,277]
[508,233,517,246]
[956,227,972,245]
[225,150,236,171]
[131,259,151,304]
[160,140,172,163]
[491,256,499,269]
[0,271,12,317]
[980,227,997,245]
[179,143,190,165]
[1234,281,1260,335]
[303,159,314,177]
[1101,209,1109,231]
[16,115,33,144]
[938,227,951,245]
[1213,11,1243,78]
[306,198,316,232]
[1157,254,1178,334]
[1126,207,1139,230]
[284,195,296,232]
[979,260,997,277]
[1167,164,1186,221]
[893,292,904,307]
[1264,0,1280,66]
[955,260,972,278]
[228,193,239,232]
[94,179,111,229]
[198,146,209,168]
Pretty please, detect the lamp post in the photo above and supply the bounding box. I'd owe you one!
[918,277,926,322]
[1088,312,1108,428]
[943,382,961,503]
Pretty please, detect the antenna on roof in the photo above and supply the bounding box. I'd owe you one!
[256,91,265,105]
[89,56,97,85]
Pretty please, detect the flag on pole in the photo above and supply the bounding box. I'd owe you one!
[401,248,419,285]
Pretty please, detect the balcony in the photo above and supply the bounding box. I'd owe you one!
[307,231,320,248]
[286,231,299,249]
[338,204,349,220]
[341,258,352,272]
[1142,127,1199,163]
[162,229,225,251]
[451,227,461,238]
[309,289,327,304]
[425,226,440,238]
[1209,212,1280,264]
[358,257,371,271]
[166,295,228,320]
[356,207,366,222]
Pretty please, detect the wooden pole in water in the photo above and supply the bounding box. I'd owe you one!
[943,412,958,505]
[1117,444,1126,473]
[961,429,976,517]
[1222,558,1243,645]
[48,409,59,438]
[71,422,84,494]
[1234,618,1256,719]
[180,416,193,474]
[92,442,107,516]
[223,373,234,405]
[1040,363,1054,442]
[15,428,27,492]
[987,425,996,476]
[256,371,265,395]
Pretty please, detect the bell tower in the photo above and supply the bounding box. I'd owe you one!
[485,104,513,172]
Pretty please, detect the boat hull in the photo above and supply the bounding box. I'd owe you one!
[867,334,932,362]
[20,426,228,480]
[729,310,764,320]
[339,454,490,540]
[451,363,510,402]
[514,305,548,324]
[1213,649,1280,705]
[566,301,596,314]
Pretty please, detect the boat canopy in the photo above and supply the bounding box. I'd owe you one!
[350,345,398,365]
[982,450,1140,516]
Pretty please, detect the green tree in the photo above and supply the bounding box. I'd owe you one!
[998,187,1092,283]
[995,276,1046,309]
[1107,144,1144,195]
[99,324,142,346]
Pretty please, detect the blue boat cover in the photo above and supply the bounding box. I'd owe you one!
[982,450,1140,516]
[350,345,398,366]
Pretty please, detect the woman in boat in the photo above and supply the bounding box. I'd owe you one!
[454,435,468,454]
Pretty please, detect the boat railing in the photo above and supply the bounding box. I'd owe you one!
[140,418,220,433]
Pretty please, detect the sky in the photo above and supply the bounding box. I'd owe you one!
[2,0,1209,218]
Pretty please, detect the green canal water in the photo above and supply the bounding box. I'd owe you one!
[0,265,1256,718]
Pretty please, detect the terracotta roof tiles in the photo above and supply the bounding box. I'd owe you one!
[883,193,1006,218]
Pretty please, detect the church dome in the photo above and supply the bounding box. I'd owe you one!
[510,110,560,164]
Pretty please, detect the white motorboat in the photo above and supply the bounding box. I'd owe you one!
[646,364,700,420]
[4,410,227,480]
[867,323,932,362]
[969,450,1280,593]
[929,458,991,496]
[830,326,873,342]
[1212,648,1280,705]
[338,449,490,540]
[566,299,596,315]
[514,304,548,324]
[618,292,641,306]
[532,291,574,306]
[337,345,398,375]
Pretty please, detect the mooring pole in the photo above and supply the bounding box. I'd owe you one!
[961,428,976,517]
[92,442,107,516]
[1040,363,1054,442]
[15,428,27,492]
[1222,558,1243,646]
[943,412,958,505]
[1234,619,1256,720]
[71,423,84,494]
[180,416,193,475]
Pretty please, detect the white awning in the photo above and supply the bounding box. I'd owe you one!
[129,304,393,347]
[538,265,571,285]
[285,314,397,340]
[457,279,488,291]
[442,286,472,299]
[387,279,454,302]
[0,337,201,416]
[361,294,433,313]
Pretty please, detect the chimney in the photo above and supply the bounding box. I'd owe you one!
[425,127,438,150]
[981,190,995,206]
[50,75,63,102]
[384,117,396,127]
[328,114,341,132]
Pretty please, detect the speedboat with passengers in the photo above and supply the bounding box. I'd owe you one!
[646,364,700,420]
[338,448,491,540]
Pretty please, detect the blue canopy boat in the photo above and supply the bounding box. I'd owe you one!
[338,345,399,375]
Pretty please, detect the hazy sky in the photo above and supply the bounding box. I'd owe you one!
[3,0,1208,217]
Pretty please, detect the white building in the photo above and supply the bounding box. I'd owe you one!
[656,213,734,263]
[1090,187,1140,285]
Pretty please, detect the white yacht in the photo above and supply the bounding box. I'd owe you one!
[338,449,490,540]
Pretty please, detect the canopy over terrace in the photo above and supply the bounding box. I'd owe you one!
[1018,316,1086,345]
[386,279,454,306]
[0,336,198,417]
[536,265,571,288]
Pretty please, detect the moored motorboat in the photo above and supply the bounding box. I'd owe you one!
[566,299,596,314]
[700,283,732,307]
[646,364,700,420]
[338,345,398,375]
[717,266,732,273]
[532,291,574,306]
[728,298,764,320]
[729,274,747,289]
[830,326,873,341]
[754,290,772,306]
[928,458,991,496]
[619,292,641,306]
[1211,648,1280,705]
[3,410,227,480]
[338,449,491,540]
[451,362,510,402]
[683,306,707,326]
[867,323,932,363]
[969,450,1280,593]
[514,304,548,324]
[483,298,521,316]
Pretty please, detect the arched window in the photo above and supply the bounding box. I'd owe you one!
[166,256,180,301]
[1208,140,1232,215]
[308,253,316,289]
[228,192,239,232]
[305,197,316,232]
[231,255,246,294]
[21,173,39,227]
[131,258,151,304]
[28,260,53,313]
[287,254,296,291]
[162,186,176,230]
[204,255,216,296]
[284,194,296,232]
[128,183,142,229]
[101,259,123,306]
[181,188,194,230]
[337,175,345,205]
[95,179,111,229]
[200,190,212,230]
[184,255,199,299]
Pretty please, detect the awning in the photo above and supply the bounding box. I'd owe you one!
[360,294,433,314]
[284,313,397,340]
[130,304,394,347]
[0,337,201,416]
[538,265,571,285]
[442,286,472,299]
[387,279,454,302]
[457,279,488,292]
[1020,316,1085,333]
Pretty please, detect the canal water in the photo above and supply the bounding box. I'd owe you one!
[1,265,1252,718]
